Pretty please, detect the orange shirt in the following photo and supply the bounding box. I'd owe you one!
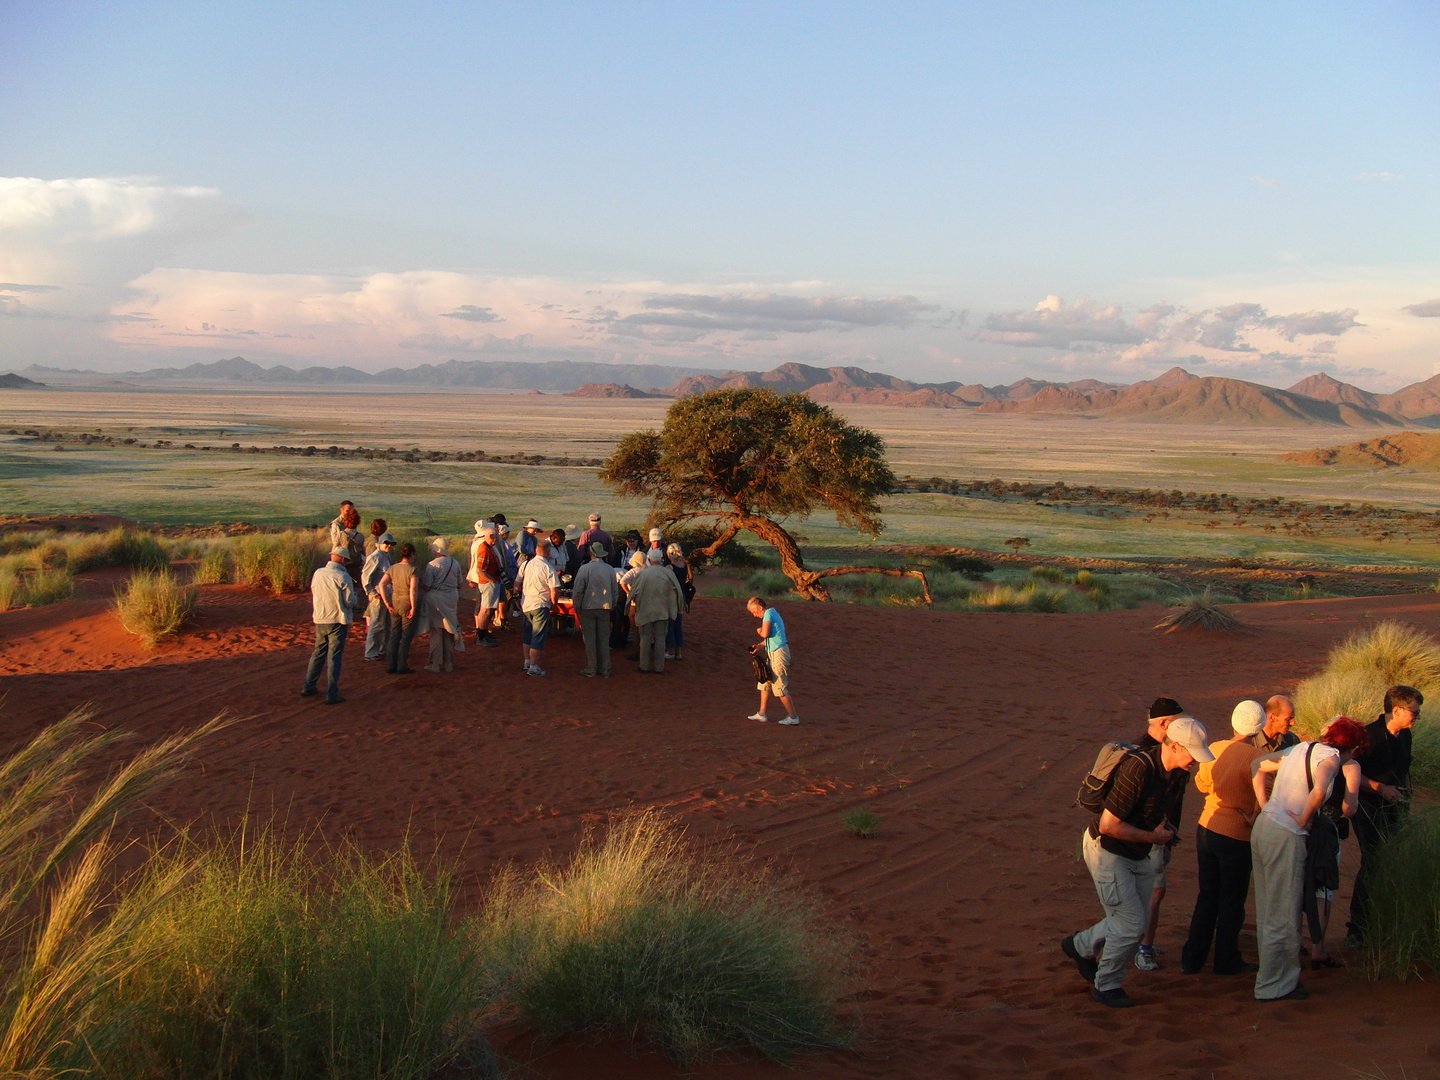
[1195,738,1266,842]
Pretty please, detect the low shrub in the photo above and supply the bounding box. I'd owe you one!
[115,570,197,646]
[103,829,495,1080]
[1293,668,1389,740]
[17,566,76,607]
[1028,565,1066,583]
[0,568,20,611]
[926,553,992,578]
[1360,809,1440,980]
[476,811,850,1065]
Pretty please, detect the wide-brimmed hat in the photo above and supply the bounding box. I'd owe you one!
[590,541,607,557]
[525,519,542,531]
[329,545,350,557]
[473,519,488,534]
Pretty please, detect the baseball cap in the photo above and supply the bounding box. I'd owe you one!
[1165,716,1215,762]
[588,512,600,522]
[1229,699,1265,737]
[590,541,607,557]
[1150,697,1184,719]
[648,527,661,542]
[329,544,350,557]
[497,523,510,534]
[378,532,396,544]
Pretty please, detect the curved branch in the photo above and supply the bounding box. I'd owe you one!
[812,565,933,607]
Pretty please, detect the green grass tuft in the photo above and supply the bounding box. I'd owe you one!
[232,531,327,594]
[475,811,850,1065]
[115,569,197,647]
[1153,588,1245,633]
[840,807,880,838]
[1360,809,1440,981]
[193,544,233,585]
[103,827,496,1080]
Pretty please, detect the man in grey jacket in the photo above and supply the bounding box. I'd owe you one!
[573,541,616,677]
[627,548,684,674]
[302,545,362,704]
[360,532,395,660]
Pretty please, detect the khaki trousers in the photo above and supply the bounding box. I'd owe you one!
[1073,829,1154,992]
[1251,812,1306,1000]
[579,609,611,675]
[638,620,667,672]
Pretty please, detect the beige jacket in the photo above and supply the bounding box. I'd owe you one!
[573,559,616,610]
[628,564,683,624]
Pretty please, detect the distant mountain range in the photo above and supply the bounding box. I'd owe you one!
[11,355,1440,428]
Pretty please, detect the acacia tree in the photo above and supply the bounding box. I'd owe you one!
[602,388,929,601]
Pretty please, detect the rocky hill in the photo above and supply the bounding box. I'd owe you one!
[1283,430,1440,470]
[0,373,45,389]
[1288,372,1380,409]
[1378,373,1440,420]
[565,382,659,398]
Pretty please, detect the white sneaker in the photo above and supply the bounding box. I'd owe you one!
[778,716,800,726]
[747,712,768,722]
[527,667,547,677]
[1133,947,1160,971]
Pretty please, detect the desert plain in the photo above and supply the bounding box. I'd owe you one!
[4,386,1440,1079]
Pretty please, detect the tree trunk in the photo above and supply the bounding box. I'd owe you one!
[730,512,830,600]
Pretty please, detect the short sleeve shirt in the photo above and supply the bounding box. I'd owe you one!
[521,557,559,611]
[763,608,788,653]
[1088,745,1187,861]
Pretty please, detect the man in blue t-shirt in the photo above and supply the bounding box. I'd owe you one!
[746,596,799,725]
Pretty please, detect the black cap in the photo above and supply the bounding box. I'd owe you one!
[1150,697,1183,719]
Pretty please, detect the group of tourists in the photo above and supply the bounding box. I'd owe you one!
[1062,689,1419,1008]
[300,501,799,722]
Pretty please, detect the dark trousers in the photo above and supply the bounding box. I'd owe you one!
[609,606,629,649]
[303,623,347,701]
[1348,799,1408,939]
[386,613,420,673]
[1181,825,1253,974]
[666,614,684,650]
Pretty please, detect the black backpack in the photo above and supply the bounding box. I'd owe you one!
[1075,741,1149,814]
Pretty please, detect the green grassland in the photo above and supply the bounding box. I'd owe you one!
[2,387,1439,569]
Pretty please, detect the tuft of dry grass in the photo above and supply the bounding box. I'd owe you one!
[1154,588,1246,634]
[475,810,851,1065]
[115,570,197,647]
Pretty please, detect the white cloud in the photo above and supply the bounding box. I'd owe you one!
[1402,297,1440,317]
[1354,171,1403,182]
[1253,176,1279,187]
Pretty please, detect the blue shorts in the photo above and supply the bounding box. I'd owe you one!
[521,608,551,649]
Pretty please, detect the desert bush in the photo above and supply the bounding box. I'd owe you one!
[1029,565,1066,583]
[1293,669,1389,739]
[0,711,228,1078]
[925,553,992,578]
[103,828,495,1080]
[1154,588,1245,633]
[964,584,1034,612]
[232,531,326,594]
[1360,809,1440,980]
[12,566,77,607]
[115,569,197,646]
[476,811,849,1065]
[193,544,233,585]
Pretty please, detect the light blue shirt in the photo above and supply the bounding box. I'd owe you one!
[762,607,787,653]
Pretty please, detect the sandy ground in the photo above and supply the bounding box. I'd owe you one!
[3,579,1440,1080]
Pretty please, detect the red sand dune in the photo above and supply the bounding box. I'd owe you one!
[4,581,1440,1080]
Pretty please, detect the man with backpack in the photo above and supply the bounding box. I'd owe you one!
[1062,715,1214,1007]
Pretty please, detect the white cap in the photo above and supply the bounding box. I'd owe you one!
[648,527,661,542]
[1166,716,1215,762]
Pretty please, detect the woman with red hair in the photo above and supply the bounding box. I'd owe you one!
[1249,715,1367,1002]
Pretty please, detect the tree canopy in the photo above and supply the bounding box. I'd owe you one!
[602,389,906,599]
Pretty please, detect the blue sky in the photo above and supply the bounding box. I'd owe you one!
[2,1,1438,387]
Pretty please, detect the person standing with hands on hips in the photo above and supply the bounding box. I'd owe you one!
[747,596,799,725]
